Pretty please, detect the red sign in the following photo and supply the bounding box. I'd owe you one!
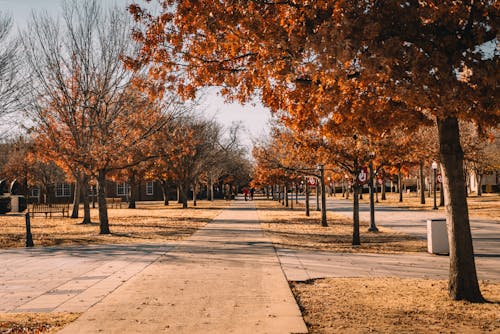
[436,173,442,183]
[357,166,368,185]
[307,177,317,186]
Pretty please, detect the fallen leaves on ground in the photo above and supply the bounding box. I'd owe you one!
[255,199,426,253]
[291,278,500,334]
[0,313,79,334]
[0,200,229,249]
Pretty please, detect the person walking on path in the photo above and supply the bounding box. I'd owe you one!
[243,187,249,201]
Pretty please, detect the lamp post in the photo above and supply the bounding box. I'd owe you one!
[432,161,438,210]
[368,152,378,232]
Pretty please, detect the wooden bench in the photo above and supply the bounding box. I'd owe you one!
[105,197,122,209]
[29,203,70,218]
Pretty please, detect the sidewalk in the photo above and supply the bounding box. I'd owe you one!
[282,195,500,283]
[57,200,307,333]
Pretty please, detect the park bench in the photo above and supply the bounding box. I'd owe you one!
[106,197,122,209]
[29,202,70,218]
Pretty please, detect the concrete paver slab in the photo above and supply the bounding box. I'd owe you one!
[57,200,307,334]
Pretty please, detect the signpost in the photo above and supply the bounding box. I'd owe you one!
[357,166,368,185]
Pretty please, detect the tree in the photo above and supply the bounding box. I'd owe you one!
[130,0,498,302]
[23,0,168,234]
[0,11,24,138]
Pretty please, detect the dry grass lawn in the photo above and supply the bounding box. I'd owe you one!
[0,200,229,249]
[361,191,500,220]
[291,277,500,334]
[255,199,426,253]
[0,313,79,334]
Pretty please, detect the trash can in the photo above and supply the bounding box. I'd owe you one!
[427,219,449,254]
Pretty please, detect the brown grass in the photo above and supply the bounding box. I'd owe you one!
[361,191,500,220]
[291,278,500,334]
[0,200,229,249]
[255,199,426,254]
[0,312,79,334]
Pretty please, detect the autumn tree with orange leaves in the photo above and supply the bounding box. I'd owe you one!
[129,1,498,302]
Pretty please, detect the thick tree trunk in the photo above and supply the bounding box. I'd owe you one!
[438,117,483,302]
[71,180,80,218]
[160,180,169,205]
[419,161,426,205]
[81,177,91,224]
[97,169,110,234]
[128,174,137,209]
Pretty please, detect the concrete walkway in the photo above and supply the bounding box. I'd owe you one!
[57,200,307,333]
[282,196,500,283]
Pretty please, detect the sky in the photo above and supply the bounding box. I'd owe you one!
[0,0,272,149]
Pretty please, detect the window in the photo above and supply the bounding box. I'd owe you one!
[146,182,154,196]
[31,187,40,198]
[117,183,129,196]
[55,183,71,197]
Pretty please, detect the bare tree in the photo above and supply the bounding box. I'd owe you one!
[22,0,167,234]
[0,12,24,138]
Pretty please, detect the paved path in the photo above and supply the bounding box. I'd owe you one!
[324,197,500,256]
[57,200,306,333]
[282,196,500,282]
[0,244,172,313]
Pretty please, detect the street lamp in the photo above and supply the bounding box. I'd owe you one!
[432,161,438,210]
[368,151,378,232]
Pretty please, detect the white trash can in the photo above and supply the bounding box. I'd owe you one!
[427,219,449,254]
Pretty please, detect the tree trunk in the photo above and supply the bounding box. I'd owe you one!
[315,183,320,211]
[419,160,426,205]
[381,179,386,200]
[439,182,445,207]
[352,180,360,246]
[177,186,182,203]
[178,182,188,208]
[193,182,197,207]
[398,166,403,202]
[71,180,80,218]
[284,184,289,207]
[476,171,483,196]
[128,174,137,209]
[160,180,169,205]
[305,182,310,217]
[97,169,110,234]
[81,176,91,224]
[438,116,483,302]
[208,176,213,201]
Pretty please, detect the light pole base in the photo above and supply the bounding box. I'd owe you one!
[432,207,438,210]
[368,226,379,232]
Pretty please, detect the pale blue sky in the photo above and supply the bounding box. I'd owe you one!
[1,0,271,148]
